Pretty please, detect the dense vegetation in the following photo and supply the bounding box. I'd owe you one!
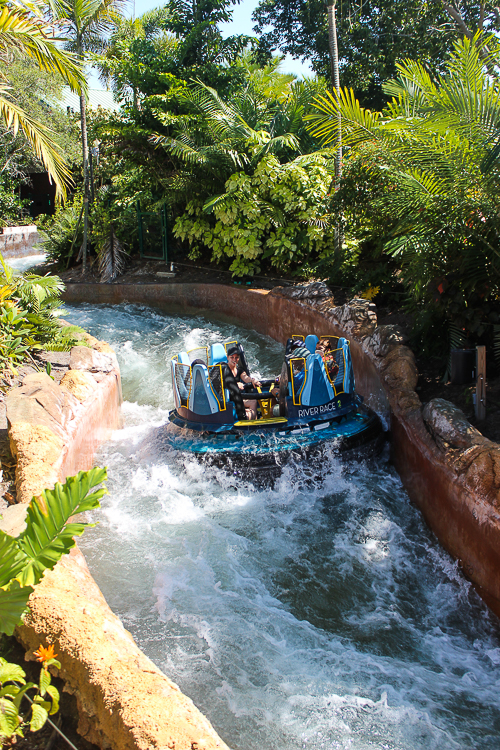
[2,0,500,362]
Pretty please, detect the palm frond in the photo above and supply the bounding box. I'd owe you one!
[306,88,382,147]
[97,228,127,282]
[0,1,86,93]
[0,88,71,200]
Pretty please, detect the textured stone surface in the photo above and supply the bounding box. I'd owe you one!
[70,346,116,373]
[380,346,418,392]
[329,298,378,339]
[6,372,80,439]
[368,325,407,358]
[16,547,231,750]
[0,501,28,535]
[462,447,500,508]
[60,370,96,403]
[9,422,63,502]
[271,281,332,300]
[32,350,71,367]
[423,398,488,451]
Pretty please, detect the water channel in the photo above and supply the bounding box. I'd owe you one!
[64,301,500,750]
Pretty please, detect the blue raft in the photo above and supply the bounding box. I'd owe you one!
[166,334,383,471]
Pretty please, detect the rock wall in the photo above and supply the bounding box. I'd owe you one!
[4,335,230,750]
[62,281,500,617]
[1,225,40,258]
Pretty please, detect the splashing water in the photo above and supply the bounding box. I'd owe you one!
[5,253,47,272]
[66,303,500,750]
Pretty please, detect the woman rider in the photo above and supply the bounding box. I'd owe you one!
[226,346,261,420]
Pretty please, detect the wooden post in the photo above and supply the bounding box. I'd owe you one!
[475,345,486,420]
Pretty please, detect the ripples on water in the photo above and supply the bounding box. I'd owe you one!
[67,303,500,750]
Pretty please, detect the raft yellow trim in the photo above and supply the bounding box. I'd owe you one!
[234,417,288,427]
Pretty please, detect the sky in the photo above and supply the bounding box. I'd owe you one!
[90,0,312,89]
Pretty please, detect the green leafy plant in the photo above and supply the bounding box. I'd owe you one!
[174,153,336,276]
[0,645,60,742]
[38,197,84,267]
[0,254,85,372]
[0,468,108,637]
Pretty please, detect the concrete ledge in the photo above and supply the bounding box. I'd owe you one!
[6,335,230,750]
[1,225,40,258]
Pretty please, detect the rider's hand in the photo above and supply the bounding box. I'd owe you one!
[237,382,245,390]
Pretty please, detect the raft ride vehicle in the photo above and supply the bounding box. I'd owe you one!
[166,334,383,475]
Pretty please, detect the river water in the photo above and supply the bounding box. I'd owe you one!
[66,302,500,750]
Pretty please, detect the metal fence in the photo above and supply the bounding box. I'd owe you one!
[136,202,168,261]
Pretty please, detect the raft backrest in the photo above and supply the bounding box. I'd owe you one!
[208,343,227,366]
[171,352,191,407]
[188,363,222,415]
[339,338,355,394]
[304,334,319,354]
[187,346,208,365]
[298,353,335,407]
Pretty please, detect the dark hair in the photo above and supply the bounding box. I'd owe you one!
[227,346,239,357]
[191,359,205,366]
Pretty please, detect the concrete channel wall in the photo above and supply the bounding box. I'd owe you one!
[7,281,499,750]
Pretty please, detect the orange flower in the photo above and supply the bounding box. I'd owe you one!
[34,644,57,663]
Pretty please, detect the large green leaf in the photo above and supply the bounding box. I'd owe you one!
[29,701,48,732]
[0,657,25,686]
[17,468,107,587]
[0,696,21,737]
[0,581,33,636]
[0,532,27,588]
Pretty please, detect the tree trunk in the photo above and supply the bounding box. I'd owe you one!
[79,38,89,276]
[327,0,342,183]
[327,0,343,255]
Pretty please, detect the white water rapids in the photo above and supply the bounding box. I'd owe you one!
[64,302,500,750]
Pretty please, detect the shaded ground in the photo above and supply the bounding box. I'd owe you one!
[377,306,500,444]
[1,637,98,750]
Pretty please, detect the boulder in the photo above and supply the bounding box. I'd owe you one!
[329,298,378,340]
[423,398,488,451]
[271,281,332,300]
[60,370,96,403]
[6,373,80,439]
[368,325,407,358]
[69,345,117,373]
[380,346,418,392]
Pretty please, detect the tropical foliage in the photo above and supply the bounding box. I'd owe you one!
[253,0,500,107]
[0,467,107,637]
[0,254,84,372]
[174,153,335,275]
[153,77,333,274]
[0,0,86,199]
[306,33,500,348]
[0,646,60,742]
[0,468,106,742]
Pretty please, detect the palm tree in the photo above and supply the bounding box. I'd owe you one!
[96,7,172,109]
[47,0,124,273]
[306,33,500,343]
[0,0,86,199]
